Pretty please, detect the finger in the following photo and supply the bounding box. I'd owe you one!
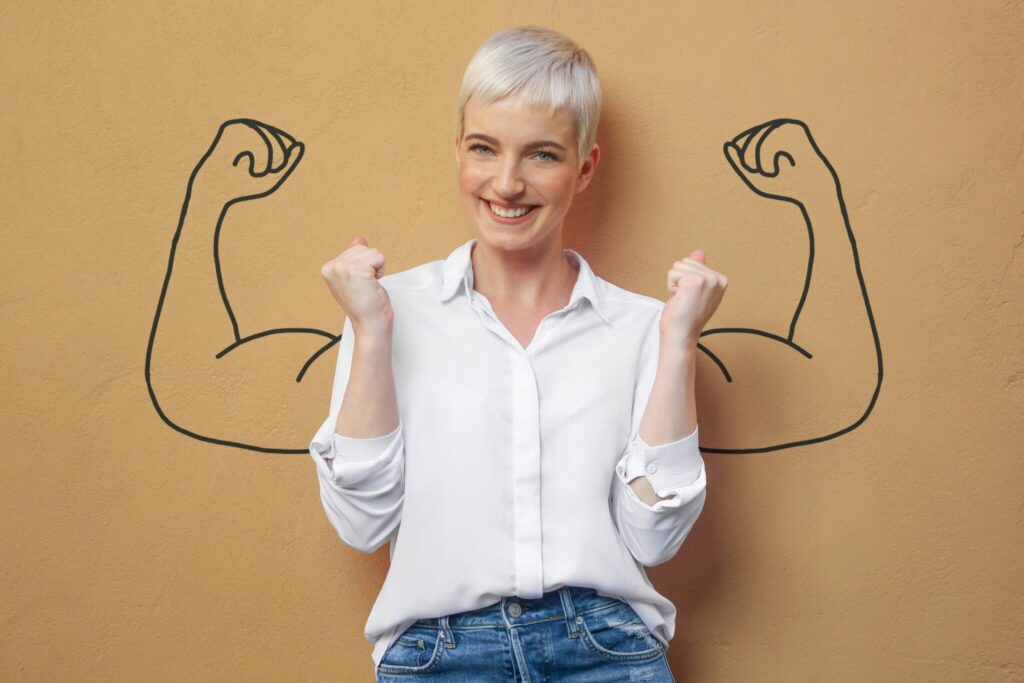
[246,122,278,175]
[740,123,772,173]
[279,140,305,178]
[755,121,797,176]
[689,249,705,265]
[723,141,750,179]
[667,270,705,292]
[259,125,291,173]
[748,122,780,174]
[731,122,761,149]
[266,124,297,149]
[668,263,710,283]
[673,258,712,273]
[669,263,724,291]
[669,268,705,289]
[673,261,726,285]
[365,249,385,278]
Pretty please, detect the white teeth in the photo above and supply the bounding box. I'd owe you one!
[487,201,532,218]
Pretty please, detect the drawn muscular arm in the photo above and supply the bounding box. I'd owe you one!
[693,119,883,453]
[146,119,337,453]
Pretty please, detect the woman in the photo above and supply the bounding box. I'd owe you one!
[310,25,727,682]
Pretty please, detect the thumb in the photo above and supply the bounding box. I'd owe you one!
[690,249,705,265]
[352,235,368,247]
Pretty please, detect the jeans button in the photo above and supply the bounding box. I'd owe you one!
[507,602,522,617]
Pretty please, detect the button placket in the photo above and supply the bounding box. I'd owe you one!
[509,344,544,599]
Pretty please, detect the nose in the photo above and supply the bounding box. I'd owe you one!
[493,157,525,198]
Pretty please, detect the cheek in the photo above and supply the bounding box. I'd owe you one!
[539,173,577,204]
[457,164,487,192]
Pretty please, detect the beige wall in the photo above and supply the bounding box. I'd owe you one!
[3,1,1022,680]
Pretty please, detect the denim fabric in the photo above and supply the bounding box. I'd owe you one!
[376,586,676,682]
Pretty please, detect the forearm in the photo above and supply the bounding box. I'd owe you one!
[334,323,400,441]
[151,189,236,367]
[639,339,697,444]
[629,341,698,505]
[790,197,875,353]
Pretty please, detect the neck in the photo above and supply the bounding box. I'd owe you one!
[470,236,579,310]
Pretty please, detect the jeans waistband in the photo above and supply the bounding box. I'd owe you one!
[415,586,625,633]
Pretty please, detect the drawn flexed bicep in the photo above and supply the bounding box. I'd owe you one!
[694,118,883,453]
[146,119,338,454]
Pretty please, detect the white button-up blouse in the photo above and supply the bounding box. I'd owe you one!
[308,238,707,674]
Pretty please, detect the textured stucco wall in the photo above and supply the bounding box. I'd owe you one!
[2,1,1022,680]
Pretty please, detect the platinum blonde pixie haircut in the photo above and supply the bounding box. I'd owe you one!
[455,25,601,166]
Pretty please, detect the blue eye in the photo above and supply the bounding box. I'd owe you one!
[469,144,493,155]
[534,151,558,162]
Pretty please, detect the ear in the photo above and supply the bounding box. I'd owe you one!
[454,135,461,167]
[574,143,601,194]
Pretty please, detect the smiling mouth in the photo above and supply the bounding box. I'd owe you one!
[484,199,538,220]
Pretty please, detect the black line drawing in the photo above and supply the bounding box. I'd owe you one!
[145,118,329,454]
[145,117,881,455]
[699,118,883,453]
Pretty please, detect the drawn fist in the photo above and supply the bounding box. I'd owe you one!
[661,249,727,348]
[320,237,394,335]
[193,118,304,204]
[724,118,835,204]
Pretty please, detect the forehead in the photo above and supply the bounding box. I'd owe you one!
[463,94,575,143]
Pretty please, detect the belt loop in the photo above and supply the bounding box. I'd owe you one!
[440,615,455,649]
[559,587,580,638]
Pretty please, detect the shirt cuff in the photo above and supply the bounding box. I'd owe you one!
[617,424,701,496]
[331,420,403,461]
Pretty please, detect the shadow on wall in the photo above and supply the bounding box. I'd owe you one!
[144,117,882,455]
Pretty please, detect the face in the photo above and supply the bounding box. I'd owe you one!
[454,95,600,253]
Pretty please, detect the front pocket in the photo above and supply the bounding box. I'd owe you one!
[377,626,445,675]
[577,604,664,662]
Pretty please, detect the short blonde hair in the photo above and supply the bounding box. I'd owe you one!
[455,25,601,166]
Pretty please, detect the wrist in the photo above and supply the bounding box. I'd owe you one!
[351,319,393,346]
[659,328,699,353]
[657,338,699,369]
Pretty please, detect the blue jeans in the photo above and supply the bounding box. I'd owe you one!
[376,586,677,682]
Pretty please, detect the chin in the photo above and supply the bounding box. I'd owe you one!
[474,227,528,248]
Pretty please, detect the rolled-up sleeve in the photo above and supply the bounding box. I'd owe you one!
[610,308,707,567]
[309,316,405,555]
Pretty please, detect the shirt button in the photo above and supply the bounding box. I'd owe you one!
[646,463,658,474]
[507,602,522,617]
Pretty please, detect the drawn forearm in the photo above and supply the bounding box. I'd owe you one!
[788,194,876,360]
[151,191,237,367]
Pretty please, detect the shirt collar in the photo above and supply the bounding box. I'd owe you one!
[439,238,611,325]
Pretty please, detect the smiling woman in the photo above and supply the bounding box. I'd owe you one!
[310,24,717,683]
[454,95,599,264]
[453,28,602,271]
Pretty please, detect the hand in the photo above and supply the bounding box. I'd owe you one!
[723,118,834,204]
[661,250,728,348]
[320,236,394,336]
[193,118,304,205]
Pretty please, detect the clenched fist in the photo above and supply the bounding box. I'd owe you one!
[320,236,394,335]
[661,249,727,348]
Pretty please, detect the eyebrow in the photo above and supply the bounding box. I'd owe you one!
[464,133,567,152]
